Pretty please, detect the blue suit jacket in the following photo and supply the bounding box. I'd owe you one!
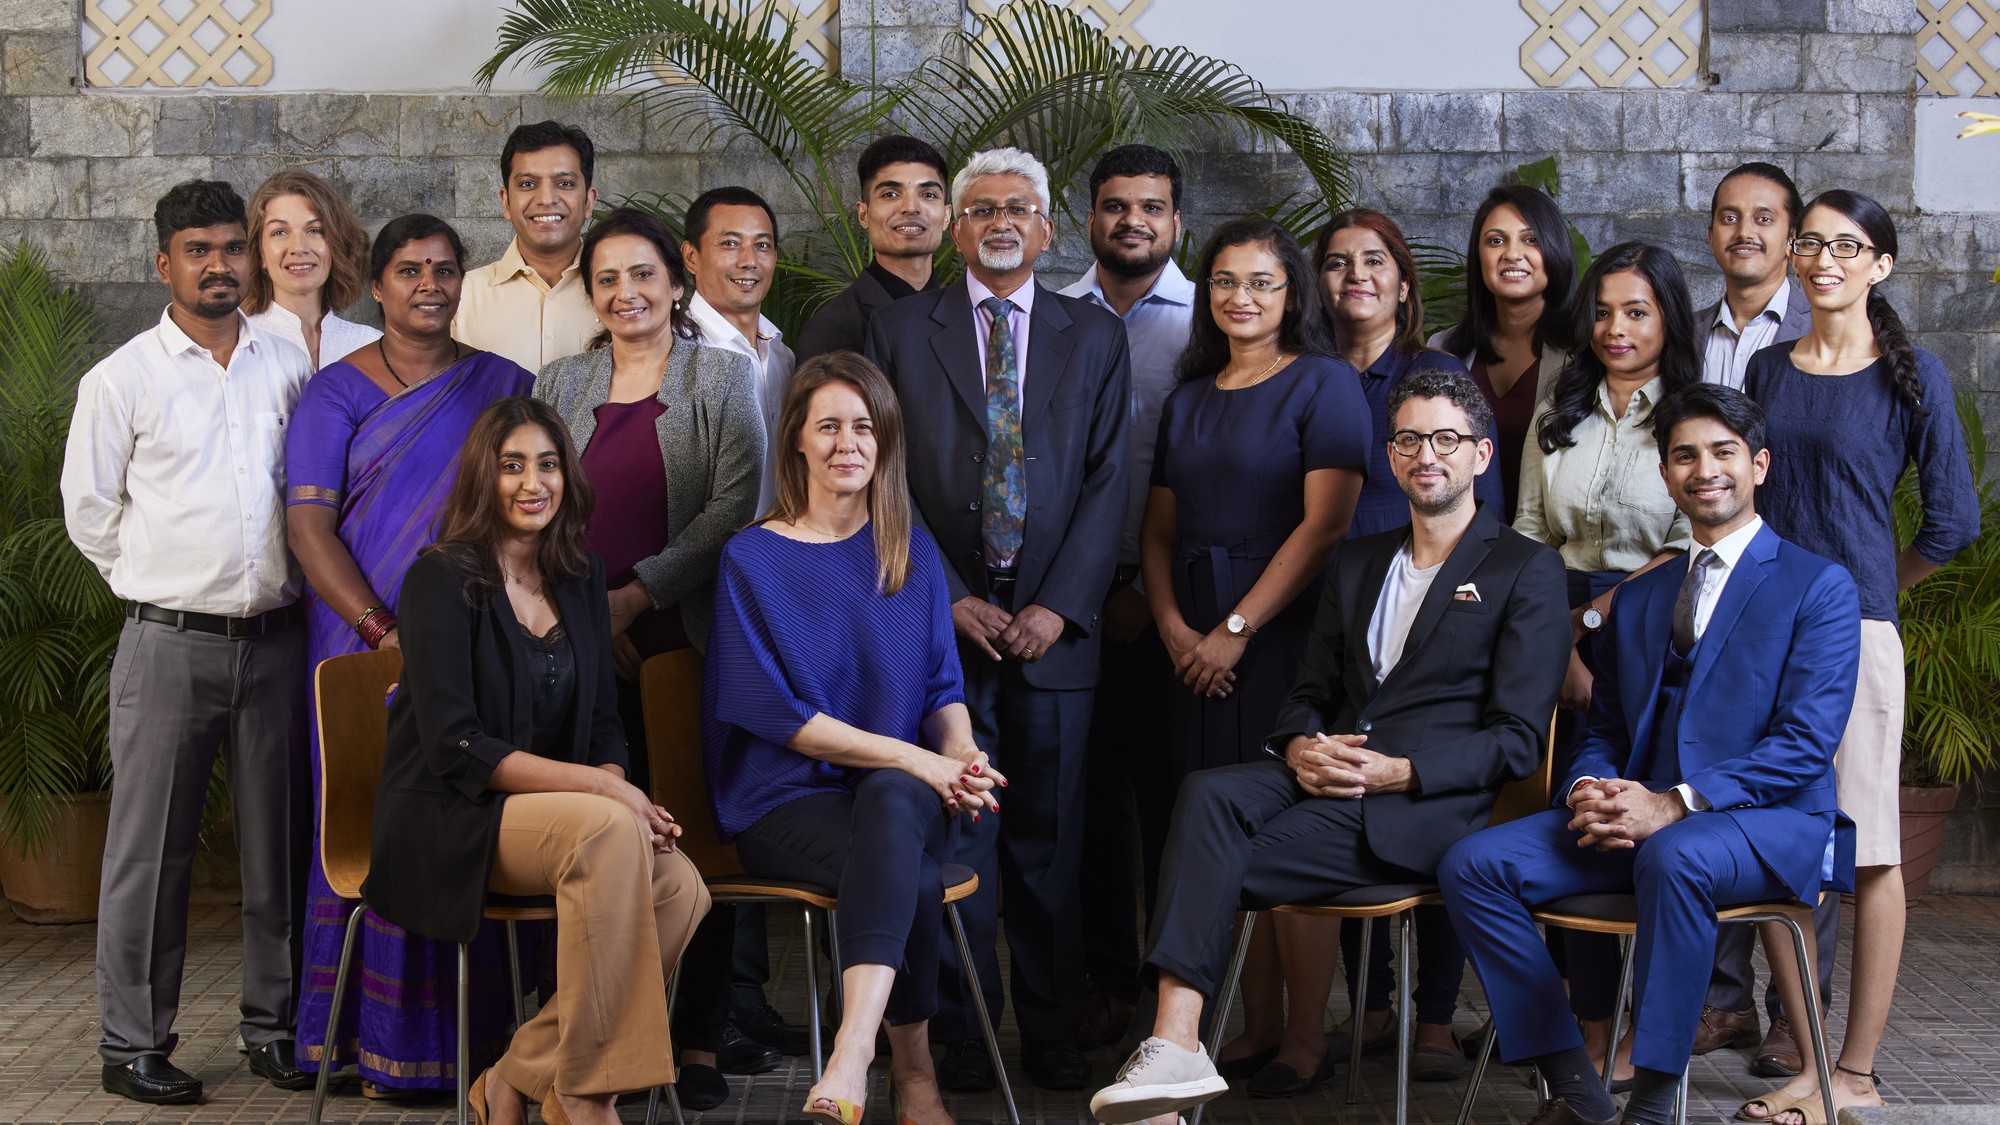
[1566,522,1862,901]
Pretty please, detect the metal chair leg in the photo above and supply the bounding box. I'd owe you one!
[801,906,825,1085]
[1454,1017,1498,1125]
[1189,912,1258,1125]
[457,941,471,1125]
[1395,911,1415,1125]
[1603,933,1637,1090]
[827,906,845,1024]
[646,961,686,1125]
[1675,1065,1691,1125]
[1349,915,1375,1103]
[948,902,1021,1125]
[505,920,526,1030]
[1786,916,1839,1125]
[308,902,366,1125]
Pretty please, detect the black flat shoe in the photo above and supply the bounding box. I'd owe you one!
[1022,1038,1092,1090]
[676,1062,730,1111]
[1246,1050,1336,1099]
[246,1039,314,1090]
[736,1000,816,1056]
[1217,1046,1278,1081]
[717,1022,783,1075]
[939,1039,996,1093]
[102,1053,202,1105]
[1410,1040,1468,1082]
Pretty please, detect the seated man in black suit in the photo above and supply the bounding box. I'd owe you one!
[1089,369,1571,1125]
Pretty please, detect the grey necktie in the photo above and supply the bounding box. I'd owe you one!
[1671,549,1719,656]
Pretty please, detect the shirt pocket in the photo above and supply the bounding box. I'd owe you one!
[1614,468,1679,518]
[253,411,289,472]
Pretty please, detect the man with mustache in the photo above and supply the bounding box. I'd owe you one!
[1699,163,1812,391]
[63,180,316,1104]
[1439,384,1859,1125]
[455,120,601,371]
[1057,144,1196,1053]
[867,146,1132,1093]
[795,135,951,364]
[1089,370,1567,1125]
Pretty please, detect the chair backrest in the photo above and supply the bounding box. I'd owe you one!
[640,650,742,877]
[315,648,405,899]
[1487,708,1559,827]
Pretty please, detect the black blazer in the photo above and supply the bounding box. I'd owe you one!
[796,267,916,365]
[365,550,627,943]
[1268,504,1570,875]
[865,278,1132,689]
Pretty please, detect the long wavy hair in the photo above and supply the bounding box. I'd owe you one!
[764,353,915,595]
[1536,241,1700,454]
[424,397,596,602]
[1313,208,1430,358]
[1803,189,1923,415]
[243,170,370,316]
[1441,184,1576,364]
[1176,216,1336,384]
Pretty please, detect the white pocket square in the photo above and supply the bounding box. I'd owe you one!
[1452,582,1481,602]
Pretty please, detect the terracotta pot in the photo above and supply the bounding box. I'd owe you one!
[0,791,110,923]
[1898,784,1961,903]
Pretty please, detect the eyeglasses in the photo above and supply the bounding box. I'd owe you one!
[961,203,1041,224]
[1391,429,1473,457]
[1788,237,1876,259]
[1206,277,1291,295]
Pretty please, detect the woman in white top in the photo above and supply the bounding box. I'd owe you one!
[243,170,381,369]
[1514,239,1700,1085]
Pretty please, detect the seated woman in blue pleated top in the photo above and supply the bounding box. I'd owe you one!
[703,352,1003,1125]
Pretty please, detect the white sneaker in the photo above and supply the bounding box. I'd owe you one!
[1088,1037,1228,1124]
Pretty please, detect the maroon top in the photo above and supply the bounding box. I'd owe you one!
[1470,357,1541,524]
[582,397,688,653]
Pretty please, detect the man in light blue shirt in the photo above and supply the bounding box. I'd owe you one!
[1059,144,1197,1051]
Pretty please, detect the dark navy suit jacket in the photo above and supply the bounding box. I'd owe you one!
[1568,521,1861,901]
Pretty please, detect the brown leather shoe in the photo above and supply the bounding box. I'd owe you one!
[1753,1017,1803,1078]
[1526,1097,1620,1125]
[1692,1005,1762,1055]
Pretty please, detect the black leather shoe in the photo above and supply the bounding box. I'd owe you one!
[716,1022,783,1075]
[1022,1038,1092,1090]
[736,1001,814,1056]
[102,1054,203,1104]
[245,1040,314,1090]
[1247,1049,1337,1098]
[939,1039,997,1093]
[676,1062,730,1111]
[1526,1096,1620,1125]
[1217,1045,1279,1081]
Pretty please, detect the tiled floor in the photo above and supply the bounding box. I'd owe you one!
[2,895,1996,1123]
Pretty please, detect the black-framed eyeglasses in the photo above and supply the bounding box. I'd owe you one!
[1391,429,1472,457]
[1207,277,1291,294]
[1788,236,1876,259]
[961,203,1041,224]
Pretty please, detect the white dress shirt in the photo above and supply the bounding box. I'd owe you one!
[452,239,598,372]
[1062,260,1196,568]
[247,302,381,370]
[1513,376,1692,571]
[966,272,1036,397]
[687,291,794,514]
[62,308,312,616]
[1701,279,1793,391]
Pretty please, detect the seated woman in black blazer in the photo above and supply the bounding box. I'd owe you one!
[365,396,710,1125]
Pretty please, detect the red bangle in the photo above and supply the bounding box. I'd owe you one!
[356,607,396,649]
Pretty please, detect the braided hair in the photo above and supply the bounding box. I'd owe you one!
[1806,189,1924,415]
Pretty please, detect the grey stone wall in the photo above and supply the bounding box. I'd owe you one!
[1,0,1994,449]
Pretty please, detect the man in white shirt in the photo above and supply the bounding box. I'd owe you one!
[453,120,601,371]
[1698,163,1813,391]
[62,180,315,1105]
[683,186,796,515]
[1059,144,1196,1052]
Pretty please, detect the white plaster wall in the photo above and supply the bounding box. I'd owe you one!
[1915,97,2000,214]
[257,0,550,91]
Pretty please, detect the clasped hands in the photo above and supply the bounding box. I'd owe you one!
[954,597,1064,663]
[1285,733,1413,798]
[1565,777,1686,850]
[912,746,1009,822]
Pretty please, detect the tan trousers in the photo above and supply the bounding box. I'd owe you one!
[487,792,710,1099]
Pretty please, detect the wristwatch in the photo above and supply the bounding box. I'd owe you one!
[1580,607,1606,633]
[1226,613,1258,638]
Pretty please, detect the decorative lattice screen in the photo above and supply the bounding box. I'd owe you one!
[83,0,273,88]
[1519,0,1701,88]
[1919,0,2000,95]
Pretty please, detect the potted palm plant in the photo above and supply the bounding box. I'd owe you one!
[1894,392,2000,901]
[0,241,120,923]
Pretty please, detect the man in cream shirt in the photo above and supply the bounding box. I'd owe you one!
[683,185,795,513]
[453,120,600,371]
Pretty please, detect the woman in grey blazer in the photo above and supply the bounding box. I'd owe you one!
[532,206,764,1112]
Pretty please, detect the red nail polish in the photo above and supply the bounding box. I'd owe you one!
[970,763,982,774]
[1000,778,1009,787]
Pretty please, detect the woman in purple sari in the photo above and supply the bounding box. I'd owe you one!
[286,214,536,1097]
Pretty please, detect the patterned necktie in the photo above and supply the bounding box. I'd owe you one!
[980,296,1026,567]
[1671,548,1719,656]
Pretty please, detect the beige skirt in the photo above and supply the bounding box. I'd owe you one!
[1834,619,1906,868]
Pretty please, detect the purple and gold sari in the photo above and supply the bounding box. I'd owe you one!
[287,351,533,1088]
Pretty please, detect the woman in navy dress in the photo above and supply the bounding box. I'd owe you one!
[704,353,1002,1125]
[1140,216,1368,1096]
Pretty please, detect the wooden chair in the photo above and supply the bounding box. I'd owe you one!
[640,650,1021,1125]
[1191,724,1557,1125]
[305,648,554,1125]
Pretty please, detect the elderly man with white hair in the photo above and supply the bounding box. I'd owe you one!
[867,146,1133,1093]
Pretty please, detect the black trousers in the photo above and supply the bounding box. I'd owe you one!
[735,772,956,1025]
[1080,619,1176,1006]
[1708,896,1838,1016]
[1341,905,1465,1026]
[1144,759,1424,1001]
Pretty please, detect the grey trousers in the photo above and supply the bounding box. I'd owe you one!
[96,616,309,1065]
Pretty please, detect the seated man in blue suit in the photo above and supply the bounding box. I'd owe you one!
[1439,383,1860,1125]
